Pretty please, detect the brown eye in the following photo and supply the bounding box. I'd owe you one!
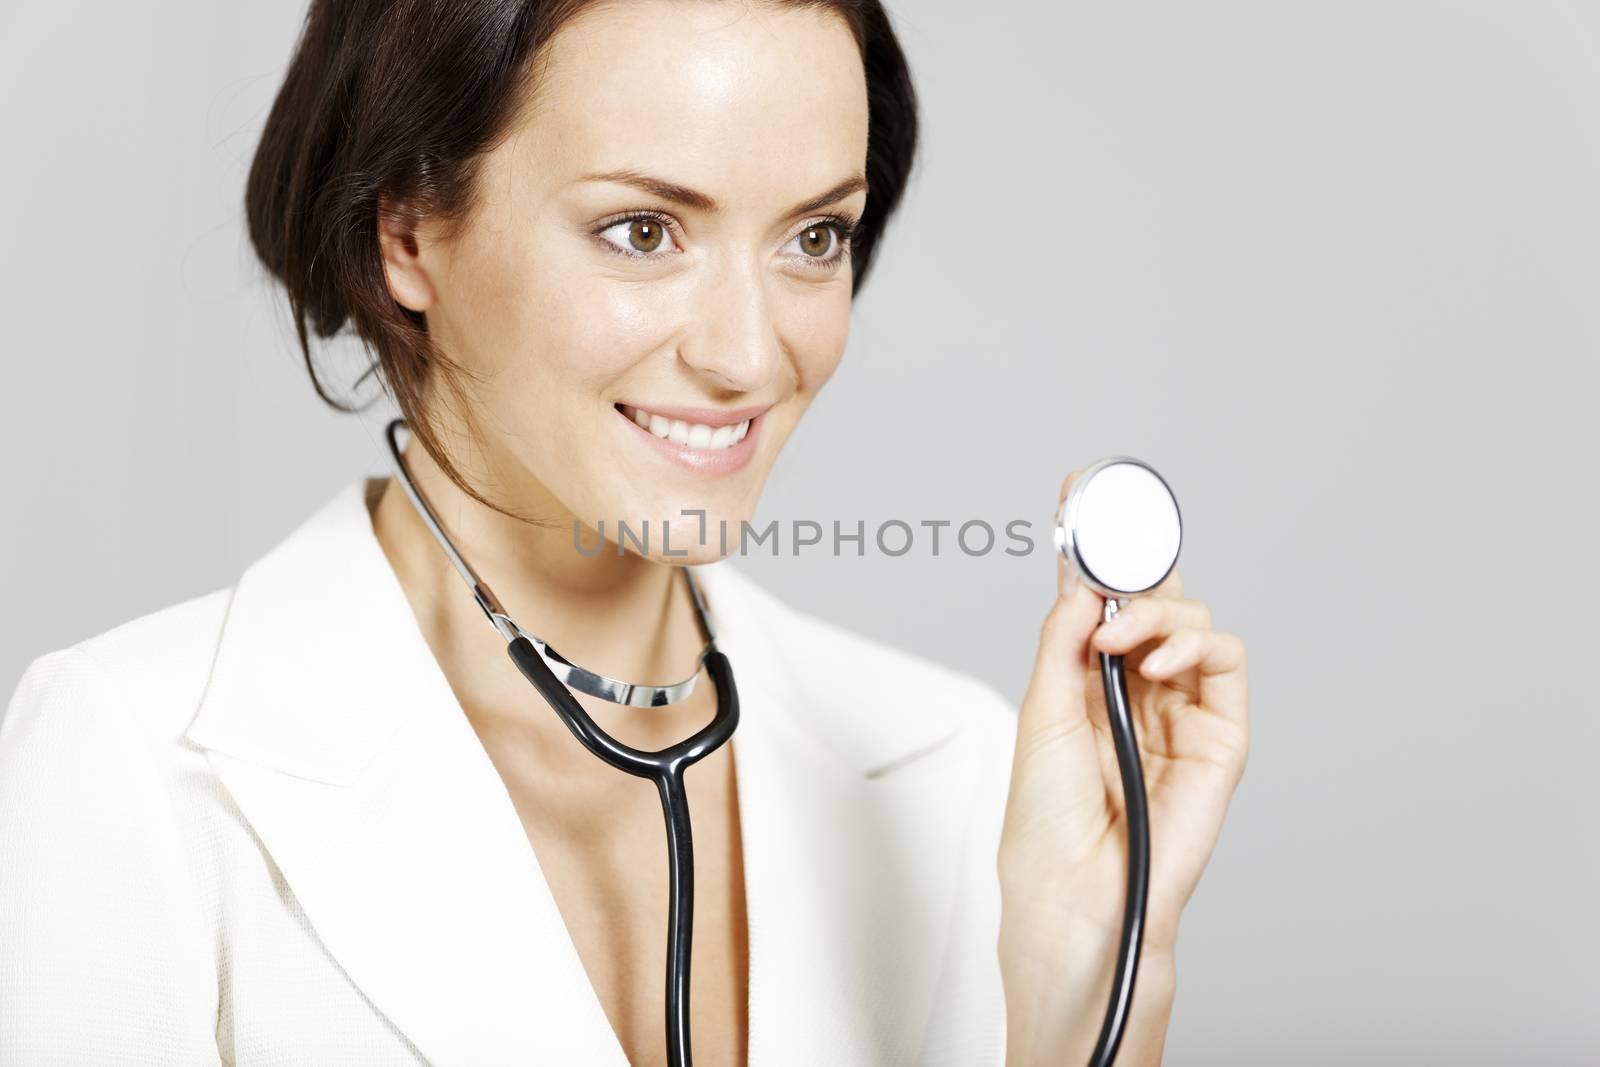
[596,215,681,257]
[796,224,834,258]
[628,219,664,253]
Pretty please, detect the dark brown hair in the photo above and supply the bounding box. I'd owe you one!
[245,0,920,517]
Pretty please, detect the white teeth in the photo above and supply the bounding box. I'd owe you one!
[624,405,752,451]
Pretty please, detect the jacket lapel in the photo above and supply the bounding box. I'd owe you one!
[184,478,984,1065]
[697,562,986,1065]
[187,478,629,1065]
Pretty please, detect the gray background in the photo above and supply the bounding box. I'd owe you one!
[3,1,1597,1062]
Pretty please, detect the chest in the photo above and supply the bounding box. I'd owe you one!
[470,715,750,1067]
[197,666,1003,1065]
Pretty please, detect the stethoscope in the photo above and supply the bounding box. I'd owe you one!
[387,418,1180,1067]
[1055,456,1184,1067]
[383,419,737,1067]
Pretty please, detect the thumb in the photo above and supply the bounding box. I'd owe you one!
[1020,469,1103,742]
[1009,472,1109,836]
[998,470,1113,870]
[1019,542,1104,752]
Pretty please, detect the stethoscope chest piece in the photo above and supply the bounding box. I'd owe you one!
[1055,456,1183,600]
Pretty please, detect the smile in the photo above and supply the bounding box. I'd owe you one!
[618,404,750,451]
[613,401,768,475]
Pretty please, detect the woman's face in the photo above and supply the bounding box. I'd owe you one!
[384,0,870,563]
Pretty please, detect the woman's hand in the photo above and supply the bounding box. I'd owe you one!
[997,470,1250,1066]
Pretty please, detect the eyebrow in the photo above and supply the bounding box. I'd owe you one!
[577,169,868,218]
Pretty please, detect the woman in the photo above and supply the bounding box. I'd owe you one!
[0,0,1249,1063]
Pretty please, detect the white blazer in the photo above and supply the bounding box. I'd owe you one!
[0,477,1021,1066]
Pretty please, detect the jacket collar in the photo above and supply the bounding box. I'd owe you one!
[184,477,975,1064]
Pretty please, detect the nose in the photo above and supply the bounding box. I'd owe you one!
[677,255,784,394]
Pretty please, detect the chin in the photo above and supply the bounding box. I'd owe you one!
[655,544,734,566]
[643,500,757,564]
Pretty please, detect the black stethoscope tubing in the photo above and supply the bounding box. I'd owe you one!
[382,418,737,1067]
[516,626,1142,1067]
[1091,646,1150,1067]
[506,634,739,1067]
[389,415,1148,1065]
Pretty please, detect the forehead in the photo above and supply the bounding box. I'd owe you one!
[516,0,869,200]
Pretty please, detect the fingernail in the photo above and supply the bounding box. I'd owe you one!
[1100,613,1134,637]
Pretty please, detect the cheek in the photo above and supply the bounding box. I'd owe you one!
[784,286,852,394]
[463,240,682,408]
[541,280,683,384]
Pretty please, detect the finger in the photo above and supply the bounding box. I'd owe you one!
[1021,529,1105,750]
[1059,469,1079,504]
[1089,596,1214,656]
[1140,627,1250,726]
[1197,630,1249,729]
[1056,469,1081,598]
[1137,626,1209,679]
[1006,470,1120,852]
[1148,563,1184,600]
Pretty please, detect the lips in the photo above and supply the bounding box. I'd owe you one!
[613,402,768,475]
[618,404,750,451]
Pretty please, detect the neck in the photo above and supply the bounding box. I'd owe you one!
[369,437,709,744]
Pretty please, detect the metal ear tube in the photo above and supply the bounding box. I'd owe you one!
[384,418,737,1067]
[387,412,1183,1065]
